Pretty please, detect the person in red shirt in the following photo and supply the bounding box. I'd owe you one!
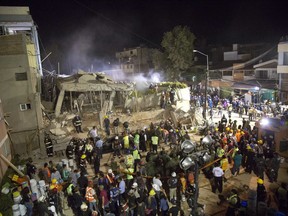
[99,185,109,214]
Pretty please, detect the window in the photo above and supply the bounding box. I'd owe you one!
[15,72,28,81]
[130,51,133,55]
[20,103,31,111]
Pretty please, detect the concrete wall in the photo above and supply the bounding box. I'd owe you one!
[0,34,43,155]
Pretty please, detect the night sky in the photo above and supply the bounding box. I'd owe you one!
[1,0,288,72]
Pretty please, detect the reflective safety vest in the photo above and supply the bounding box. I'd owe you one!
[86,144,93,152]
[66,183,74,196]
[134,134,140,144]
[123,136,129,149]
[151,136,158,145]
[106,174,114,184]
[126,168,134,180]
[221,158,229,171]
[125,155,134,167]
[85,187,96,202]
[227,194,239,207]
[133,149,140,160]
[217,148,225,158]
[74,117,82,126]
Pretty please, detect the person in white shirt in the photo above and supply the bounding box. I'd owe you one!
[212,163,224,193]
[88,126,98,144]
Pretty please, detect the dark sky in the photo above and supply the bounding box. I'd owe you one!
[1,0,288,72]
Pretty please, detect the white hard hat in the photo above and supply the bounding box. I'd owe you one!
[171,172,176,177]
[115,136,119,140]
[81,203,88,210]
[108,169,113,174]
[38,196,45,202]
[132,182,138,188]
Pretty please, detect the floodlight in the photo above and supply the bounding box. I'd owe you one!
[260,118,269,126]
[181,140,196,154]
[179,157,195,171]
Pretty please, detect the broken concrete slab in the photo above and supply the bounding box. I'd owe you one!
[50,128,66,136]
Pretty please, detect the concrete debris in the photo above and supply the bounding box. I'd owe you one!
[49,128,66,136]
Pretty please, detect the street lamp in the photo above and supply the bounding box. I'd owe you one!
[193,49,209,120]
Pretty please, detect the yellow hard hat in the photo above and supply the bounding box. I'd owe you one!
[258,140,263,145]
[215,128,219,131]
[149,189,156,196]
[246,145,252,150]
[81,154,86,159]
[51,178,57,184]
[241,131,245,135]
[257,178,264,184]
[104,116,108,119]
[226,127,230,131]
[230,130,233,133]
[50,184,55,190]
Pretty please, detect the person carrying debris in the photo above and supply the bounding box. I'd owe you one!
[73,115,83,133]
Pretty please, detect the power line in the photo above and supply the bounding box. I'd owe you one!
[72,0,161,49]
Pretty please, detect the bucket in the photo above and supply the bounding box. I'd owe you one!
[30,179,40,199]
[13,191,22,204]
[68,159,74,167]
[39,180,46,187]
[19,204,27,216]
[12,204,20,216]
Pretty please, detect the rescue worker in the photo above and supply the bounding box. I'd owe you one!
[133,130,140,149]
[95,136,103,159]
[124,150,134,168]
[256,178,267,203]
[112,136,122,159]
[151,133,159,153]
[123,132,130,150]
[132,146,141,172]
[103,115,110,136]
[78,171,88,197]
[85,181,98,211]
[125,164,134,190]
[106,169,115,188]
[85,141,94,164]
[79,154,87,174]
[167,172,178,201]
[44,133,53,157]
[72,115,83,133]
[225,189,240,216]
[65,141,74,159]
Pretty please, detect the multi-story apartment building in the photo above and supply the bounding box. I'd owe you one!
[0,7,44,155]
[277,40,288,102]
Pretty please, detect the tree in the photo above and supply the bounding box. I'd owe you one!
[153,26,196,80]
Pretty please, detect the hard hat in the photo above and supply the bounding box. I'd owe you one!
[237,129,241,132]
[230,130,233,133]
[131,182,138,188]
[108,169,113,174]
[215,128,219,131]
[115,136,119,140]
[81,154,86,159]
[226,127,230,131]
[149,189,156,196]
[246,145,252,150]
[51,178,57,184]
[104,116,108,119]
[81,203,88,210]
[257,178,264,184]
[241,131,245,135]
[49,185,55,190]
[171,172,176,177]
[38,196,46,202]
[258,140,263,145]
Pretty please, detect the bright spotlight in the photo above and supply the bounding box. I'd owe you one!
[260,118,269,126]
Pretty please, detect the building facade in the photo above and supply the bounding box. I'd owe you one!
[0,99,12,183]
[0,7,44,155]
[277,40,288,102]
[115,46,153,77]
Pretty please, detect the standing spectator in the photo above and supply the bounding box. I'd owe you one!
[146,189,157,216]
[88,126,98,144]
[21,187,34,216]
[167,172,178,201]
[62,164,70,182]
[113,118,120,135]
[212,162,224,193]
[78,172,88,197]
[159,191,169,216]
[231,151,242,176]
[95,136,103,159]
[103,116,111,136]
[85,181,98,211]
[112,136,122,159]
[99,185,109,215]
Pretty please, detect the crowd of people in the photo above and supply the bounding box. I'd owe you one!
[25,90,288,216]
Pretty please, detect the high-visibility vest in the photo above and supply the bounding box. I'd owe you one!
[125,155,134,166]
[151,136,158,145]
[86,144,93,152]
[123,136,129,149]
[133,149,140,160]
[66,183,74,196]
[134,134,140,144]
[217,148,225,158]
[126,168,134,180]
[221,158,229,171]
[106,174,114,184]
[85,187,95,202]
